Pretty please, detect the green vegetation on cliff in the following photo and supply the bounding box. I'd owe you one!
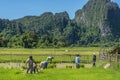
[0,0,120,48]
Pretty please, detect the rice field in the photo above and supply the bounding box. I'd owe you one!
[0,68,120,80]
[0,47,100,54]
[0,47,119,80]
[0,47,100,63]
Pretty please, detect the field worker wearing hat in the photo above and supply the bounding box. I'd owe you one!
[39,61,48,69]
[75,54,80,68]
[47,56,54,63]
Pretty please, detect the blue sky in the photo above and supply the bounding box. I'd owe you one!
[0,0,120,20]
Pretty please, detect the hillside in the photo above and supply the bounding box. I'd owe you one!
[75,0,120,44]
[0,0,120,48]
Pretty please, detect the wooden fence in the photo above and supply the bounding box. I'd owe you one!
[99,53,120,63]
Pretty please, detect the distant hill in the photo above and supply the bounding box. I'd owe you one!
[0,0,120,48]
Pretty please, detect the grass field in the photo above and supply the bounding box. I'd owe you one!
[0,47,100,63]
[0,68,120,80]
[0,47,100,54]
[0,47,119,80]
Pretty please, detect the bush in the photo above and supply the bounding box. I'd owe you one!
[80,64,85,68]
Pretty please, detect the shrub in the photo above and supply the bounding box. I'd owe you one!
[80,64,85,68]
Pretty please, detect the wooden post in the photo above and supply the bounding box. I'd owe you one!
[70,55,72,63]
[116,49,118,62]
[109,54,111,64]
[116,49,119,68]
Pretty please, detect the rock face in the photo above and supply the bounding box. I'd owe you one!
[75,0,120,39]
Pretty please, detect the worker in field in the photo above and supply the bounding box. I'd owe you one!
[25,56,35,74]
[92,53,96,67]
[47,56,54,63]
[75,54,80,68]
[33,62,38,73]
[39,61,48,69]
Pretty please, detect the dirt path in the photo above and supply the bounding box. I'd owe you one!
[0,63,93,69]
[56,63,92,68]
[0,63,24,69]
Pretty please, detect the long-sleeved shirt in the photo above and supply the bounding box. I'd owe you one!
[75,56,80,64]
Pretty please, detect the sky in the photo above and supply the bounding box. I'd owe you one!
[0,0,120,20]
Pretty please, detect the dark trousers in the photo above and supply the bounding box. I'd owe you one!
[76,64,80,68]
[26,67,33,74]
[33,66,38,73]
[93,62,96,67]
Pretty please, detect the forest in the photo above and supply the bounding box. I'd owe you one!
[0,0,120,48]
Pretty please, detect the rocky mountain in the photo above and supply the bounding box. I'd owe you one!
[75,0,120,41]
[0,0,120,48]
